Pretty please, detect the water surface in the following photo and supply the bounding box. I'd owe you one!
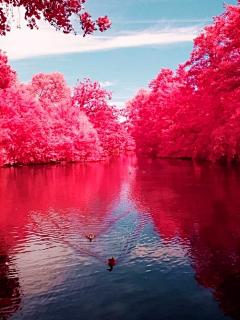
[0,153,240,320]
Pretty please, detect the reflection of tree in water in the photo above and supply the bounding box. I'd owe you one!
[31,207,148,268]
[216,272,240,320]
[189,236,240,320]
[188,203,240,320]
[132,157,240,319]
[193,252,240,320]
[0,239,22,320]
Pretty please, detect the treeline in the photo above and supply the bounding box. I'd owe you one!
[1,4,239,166]
[127,4,240,162]
[0,54,134,166]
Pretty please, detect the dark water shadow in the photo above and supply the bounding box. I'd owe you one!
[0,237,22,320]
[132,156,240,320]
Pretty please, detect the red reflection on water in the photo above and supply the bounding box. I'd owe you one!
[0,240,22,319]
[133,157,240,320]
[0,152,138,316]
[0,153,136,242]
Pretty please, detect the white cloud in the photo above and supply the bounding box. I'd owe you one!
[0,20,199,60]
[99,81,114,87]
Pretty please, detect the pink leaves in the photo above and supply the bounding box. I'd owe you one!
[0,59,132,166]
[0,50,17,89]
[79,12,96,36]
[97,16,112,32]
[0,82,103,165]
[79,13,111,36]
[73,79,133,154]
[127,3,240,163]
[0,0,111,36]
[29,72,71,105]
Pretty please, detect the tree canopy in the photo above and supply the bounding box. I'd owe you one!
[0,0,111,36]
[0,52,134,166]
[0,49,16,88]
[127,3,240,163]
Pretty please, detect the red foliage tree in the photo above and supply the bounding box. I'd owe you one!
[0,85,49,166]
[0,0,111,36]
[126,88,153,154]
[0,49,17,89]
[184,3,240,162]
[128,3,240,162]
[28,72,104,162]
[73,79,134,155]
[29,72,71,106]
[0,73,103,166]
[127,68,196,157]
[0,57,135,166]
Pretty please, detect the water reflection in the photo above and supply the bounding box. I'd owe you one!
[0,154,240,319]
[0,238,22,319]
[30,206,146,267]
[133,157,240,319]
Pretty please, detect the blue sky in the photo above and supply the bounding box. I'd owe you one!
[0,0,238,107]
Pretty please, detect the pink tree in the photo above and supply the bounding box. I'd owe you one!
[73,79,133,154]
[0,0,111,36]
[27,72,103,162]
[0,85,49,165]
[0,70,103,166]
[0,49,17,89]
[126,68,195,157]
[29,72,71,105]
[128,3,240,162]
[126,88,153,154]
[185,3,240,162]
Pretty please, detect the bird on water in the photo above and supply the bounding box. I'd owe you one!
[107,257,116,272]
[86,233,95,241]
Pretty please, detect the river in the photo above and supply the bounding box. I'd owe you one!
[0,152,240,320]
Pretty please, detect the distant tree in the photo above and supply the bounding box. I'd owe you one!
[126,68,194,157]
[0,85,49,165]
[0,49,17,89]
[73,79,133,154]
[0,73,103,166]
[29,72,71,107]
[126,88,153,154]
[0,0,111,36]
